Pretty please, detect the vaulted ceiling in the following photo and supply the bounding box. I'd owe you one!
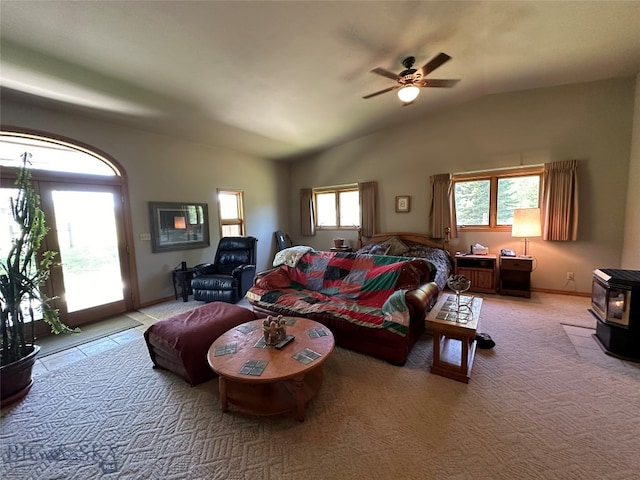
[1,1,639,160]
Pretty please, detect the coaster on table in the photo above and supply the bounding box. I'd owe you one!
[292,348,321,365]
[236,323,258,334]
[214,343,237,356]
[254,337,268,349]
[284,318,297,326]
[436,311,458,321]
[307,327,328,339]
[239,360,268,376]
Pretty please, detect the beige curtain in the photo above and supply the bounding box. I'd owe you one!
[541,160,579,241]
[299,188,315,236]
[429,173,457,239]
[358,181,377,237]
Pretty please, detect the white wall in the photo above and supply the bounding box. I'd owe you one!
[1,99,288,304]
[622,73,640,269]
[288,77,637,294]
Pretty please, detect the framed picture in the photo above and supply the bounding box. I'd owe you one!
[395,196,410,213]
[149,201,210,253]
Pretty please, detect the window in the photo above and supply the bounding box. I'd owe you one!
[217,189,245,236]
[453,167,542,231]
[1,131,119,175]
[314,185,360,229]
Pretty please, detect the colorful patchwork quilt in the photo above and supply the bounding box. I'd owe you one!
[246,251,436,336]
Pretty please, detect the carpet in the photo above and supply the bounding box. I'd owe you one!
[1,293,639,480]
[36,314,143,357]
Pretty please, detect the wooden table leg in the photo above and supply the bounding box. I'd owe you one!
[293,375,306,422]
[432,330,442,366]
[218,376,228,412]
[460,336,469,375]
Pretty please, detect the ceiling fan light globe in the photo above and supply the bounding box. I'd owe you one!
[397,85,420,103]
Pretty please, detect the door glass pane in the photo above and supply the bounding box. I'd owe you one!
[52,190,123,312]
[0,188,43,321]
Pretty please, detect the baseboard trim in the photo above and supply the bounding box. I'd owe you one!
[531,287,590,297]
[138,295,178,309]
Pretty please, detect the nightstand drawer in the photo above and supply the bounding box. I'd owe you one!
[500,258,533,271]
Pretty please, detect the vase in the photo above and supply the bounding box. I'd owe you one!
[1,344,40,408]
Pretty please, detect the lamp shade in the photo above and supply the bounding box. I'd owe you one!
[397,85,420,103]
[511,208,541,238]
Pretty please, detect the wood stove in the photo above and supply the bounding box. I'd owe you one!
[591,269,640,361]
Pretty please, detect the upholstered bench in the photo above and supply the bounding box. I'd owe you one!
[144,302,257,386]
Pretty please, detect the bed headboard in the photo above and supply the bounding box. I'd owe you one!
[360,229,450,252]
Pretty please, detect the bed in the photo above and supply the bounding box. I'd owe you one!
[356,231,454,291]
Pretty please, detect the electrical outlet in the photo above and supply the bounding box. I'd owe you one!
[566,272,574,280]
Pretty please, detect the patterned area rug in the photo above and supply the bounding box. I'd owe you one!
[1,293,639,479]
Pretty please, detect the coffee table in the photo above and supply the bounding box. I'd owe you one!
[425,293,483,383]
[207,317,334,421]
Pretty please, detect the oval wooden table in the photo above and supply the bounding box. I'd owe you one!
[207,317,334,421]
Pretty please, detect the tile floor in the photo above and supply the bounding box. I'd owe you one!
[32,301,640,377]
[32,311,156,378]
[32,298,254,377]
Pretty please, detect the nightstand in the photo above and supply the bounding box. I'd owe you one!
[500,256,533,298]
[454,254,497,294]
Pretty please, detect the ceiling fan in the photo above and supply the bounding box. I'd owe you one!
[363,52,459,105]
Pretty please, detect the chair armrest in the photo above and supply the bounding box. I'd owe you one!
[193,263,217,276]
[405,282,440,320]
[232,264,256,276]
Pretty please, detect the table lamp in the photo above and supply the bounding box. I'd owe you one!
[511,208,541,257]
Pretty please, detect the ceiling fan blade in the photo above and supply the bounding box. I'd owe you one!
[370,67,400,81]
[362,86,398,99]
[416,79,460,88]
[419,52,451,76]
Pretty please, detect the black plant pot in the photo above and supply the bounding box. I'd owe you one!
[1,344,40,408]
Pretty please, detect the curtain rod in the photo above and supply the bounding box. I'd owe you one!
[453,164,544,176]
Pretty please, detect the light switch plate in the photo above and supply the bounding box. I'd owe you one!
[140,233,151,241]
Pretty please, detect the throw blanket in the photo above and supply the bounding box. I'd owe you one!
[248,251,435,336]
[273,246,313,268]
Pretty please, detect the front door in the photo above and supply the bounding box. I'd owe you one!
[1,181,132,336]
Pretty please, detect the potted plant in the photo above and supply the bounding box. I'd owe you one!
[1,153,76,407]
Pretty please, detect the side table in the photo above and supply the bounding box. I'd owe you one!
[172,267,196,302]
[454,254,497,294]
[425,293,483,383]
[500,256,533,298]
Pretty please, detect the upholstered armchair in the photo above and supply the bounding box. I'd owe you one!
[191,236,258,304]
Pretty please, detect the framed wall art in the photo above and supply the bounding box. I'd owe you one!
[149,201,210,252]
[395,196,410,213]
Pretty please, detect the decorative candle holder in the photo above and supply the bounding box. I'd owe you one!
[447,274,472,323]
[263,315,287,346]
